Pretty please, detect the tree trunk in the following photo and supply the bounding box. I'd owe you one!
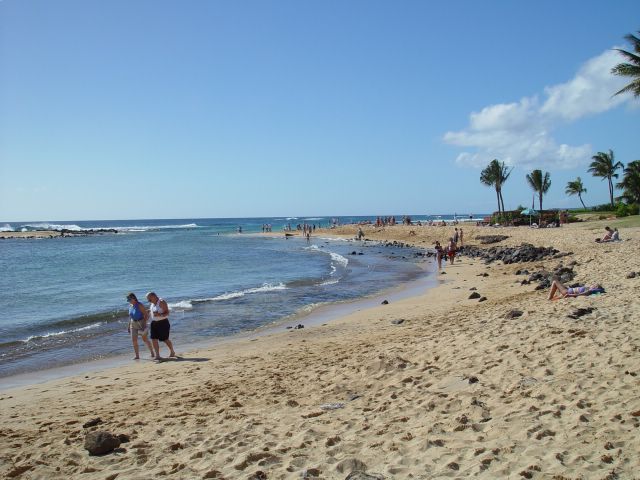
[578,193,586,209]
[495,188,502,215]
[539,191,543,211]
[608,177,614,207]
[499,190,506,213]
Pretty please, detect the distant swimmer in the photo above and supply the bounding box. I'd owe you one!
[126,293,155,360]
[146,292,177,361]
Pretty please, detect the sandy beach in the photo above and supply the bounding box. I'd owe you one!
[1,221,639,479]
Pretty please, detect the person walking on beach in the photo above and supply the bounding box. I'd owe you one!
[434,241,444,270]
[127,293,154,360]
[459,228,464,246]
[447,237,457,264]
[146,292,176,361]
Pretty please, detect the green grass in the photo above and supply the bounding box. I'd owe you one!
[575,214,640,230]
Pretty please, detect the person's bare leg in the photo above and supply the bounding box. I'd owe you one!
[165,339,176,357]
[131,332,140,359]
[548,280,567,300]
[152,339,162,360]
[142,334,154,357]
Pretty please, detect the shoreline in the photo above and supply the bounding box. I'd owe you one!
[1,223,639,479]
[0,239,437,390]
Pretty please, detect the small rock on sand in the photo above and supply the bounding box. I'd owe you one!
[336,458,367,474]
[381,300,389,305]
[84,431,121,455]
[82,417,102,428]
[345,472,385,480]
[468,292,481,299]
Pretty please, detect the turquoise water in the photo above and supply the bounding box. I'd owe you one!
[0,216,451,377]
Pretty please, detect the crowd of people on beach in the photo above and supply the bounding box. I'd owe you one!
[126,292,177,362]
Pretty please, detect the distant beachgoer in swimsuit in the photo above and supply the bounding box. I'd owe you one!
[547,279,604,300]
[600,227,620,242]
[434,241,444,270]
[127,293,154,360]
[459,228,464,246]
[596,226,613,242]
[146,292,176,361]
[447,237,457,264]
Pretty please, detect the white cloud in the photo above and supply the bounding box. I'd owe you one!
[444,48,632,170]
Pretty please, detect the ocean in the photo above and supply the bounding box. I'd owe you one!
[0,215,480,379]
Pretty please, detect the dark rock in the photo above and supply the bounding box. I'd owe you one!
[248,471,267,480]
[505,310,524,319]
[294,324,304,329]
[350,251,357,255]
[83,418,103,429]
[391,319,405,325]
[459,243,561,265]
[478,297,487,302]
[336,458,368,474]
[468,376,479,384]
[627,272,637,279]
[567,307,595,320]
[345,472,385,480]
[381,300,389,305]
[440,271,447,274]
[84,431,121,456]
[469,287,477,291]
[468,292,481,299]
[520,279,530,285]
[303,467,322,478]
[475,235,509,244]
[116,433,130,443]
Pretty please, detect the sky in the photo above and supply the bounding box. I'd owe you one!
[0,0,638,221]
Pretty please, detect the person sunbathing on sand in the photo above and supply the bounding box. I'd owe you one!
[596,226,613,242]
[548,278,605,300]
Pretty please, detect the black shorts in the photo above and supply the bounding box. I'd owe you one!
[150,319,170,341]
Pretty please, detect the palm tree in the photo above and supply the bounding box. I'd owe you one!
[616,160,640,205]
[611,31,640,98]
[588,150,624,207]
[526,169,551,210]
[565,177,587,209]
[480,159,512,215]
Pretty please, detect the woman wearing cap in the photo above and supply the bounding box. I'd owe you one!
[126,293,155,360]
[146,291,176,361]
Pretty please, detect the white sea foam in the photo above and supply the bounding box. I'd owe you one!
[116,223,198,232]
[168,300,194,310]
[22,323,102,343]
[319,278,340,286]
[195,283,287,303]
[21,223,85,231]
[286,217,298,220]
[19,222,199,232]
[329,252,349,268]
[304,217,324,221]
[0,224,14,232]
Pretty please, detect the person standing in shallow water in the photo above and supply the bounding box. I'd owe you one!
[127,293,154,360]
[146,291,176,361]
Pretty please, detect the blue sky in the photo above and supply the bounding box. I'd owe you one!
[0,0,638,221]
